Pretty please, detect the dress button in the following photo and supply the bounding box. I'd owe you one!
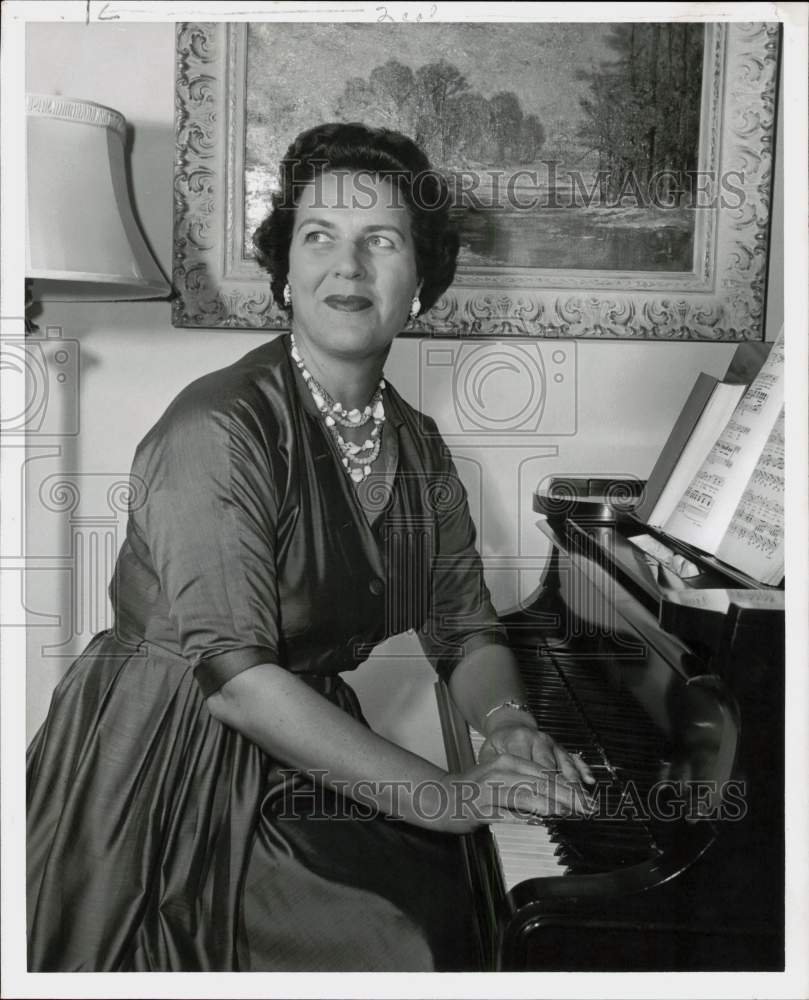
[368,578,385,596]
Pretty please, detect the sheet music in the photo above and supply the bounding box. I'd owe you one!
[661,587,785,613]
[715,406,785,584]
[663,330,785,570]
[645,382,746,528]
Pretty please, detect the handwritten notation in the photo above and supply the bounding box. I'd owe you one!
[376,4,438,21]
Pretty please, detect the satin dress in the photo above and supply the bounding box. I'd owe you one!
[26,334,509,972]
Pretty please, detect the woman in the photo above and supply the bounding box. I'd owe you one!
[27,122,592,972]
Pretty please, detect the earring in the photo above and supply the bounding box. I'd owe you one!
[283,282,292,307]
[409,294,421,320]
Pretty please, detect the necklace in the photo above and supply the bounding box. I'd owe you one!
[290,333,386,484]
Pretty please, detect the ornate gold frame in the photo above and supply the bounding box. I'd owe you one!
[173,21,779,339]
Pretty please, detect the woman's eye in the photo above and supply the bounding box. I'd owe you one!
[303,231,332,244]
[367,234,395,249]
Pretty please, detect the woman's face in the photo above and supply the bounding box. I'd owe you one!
[286,170,419,366]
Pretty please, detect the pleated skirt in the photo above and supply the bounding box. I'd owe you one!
[27,630,478,971]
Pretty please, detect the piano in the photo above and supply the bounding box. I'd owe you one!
[437,476,785,972]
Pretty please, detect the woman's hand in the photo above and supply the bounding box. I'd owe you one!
[421,750,595,835]
[478,722,595,787]
[445,648,595,802]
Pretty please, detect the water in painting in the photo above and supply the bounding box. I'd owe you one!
[244,22,703,273]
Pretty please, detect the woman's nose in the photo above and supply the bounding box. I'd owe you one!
[333,241,365,279]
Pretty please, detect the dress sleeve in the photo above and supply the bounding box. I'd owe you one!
[131,392,282,697]
[417,421,511,684]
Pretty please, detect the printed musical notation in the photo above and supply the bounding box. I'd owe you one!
[700,473,725,489]
[679,468,727,522]
[725,515,781,558]
[662,587,784,613]
[707,439,741,469]
[750,468,784,492]
[664,328,785,584]
[680,484,713,521]
[738,386,770,416]
[718,406,785,572]
[723,419,752,444]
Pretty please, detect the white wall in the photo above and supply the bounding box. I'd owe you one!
[24,23,784,755]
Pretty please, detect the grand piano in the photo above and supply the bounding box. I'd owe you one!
[437,476,785,972]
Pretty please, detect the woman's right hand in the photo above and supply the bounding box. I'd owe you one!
[208,663,595,836]
[417,753,595,834]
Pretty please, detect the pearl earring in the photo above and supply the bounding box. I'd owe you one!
[283,282,292,307]
[409,294,421,320]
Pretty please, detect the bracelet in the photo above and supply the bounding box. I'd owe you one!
[483,699,532,722]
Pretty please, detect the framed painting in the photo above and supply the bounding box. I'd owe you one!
[172,20,779,339]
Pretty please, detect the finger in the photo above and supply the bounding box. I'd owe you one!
[494,743,585,810]
[500,734,540,770]
[477,743,498,766]
[571,751,596,785]
[475,757,596,817]
[501,773,595,818]
[541,774,596,816]
[486,728,538,759]
[479,804,533,825]
[511,781,576,818]
[477,752,558,783]
[526,733,560,772]
[454,777,542,823]
[552,744,583,785]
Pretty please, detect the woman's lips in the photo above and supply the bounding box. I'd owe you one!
[324,295,373,312]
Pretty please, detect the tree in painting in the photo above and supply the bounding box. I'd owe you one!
[335,59,546,169]
[242,23,706,272]
[576,23,704,203]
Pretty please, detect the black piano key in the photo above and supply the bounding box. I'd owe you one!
[502,641,672,878]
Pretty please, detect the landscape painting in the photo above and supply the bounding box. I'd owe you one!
[243,22,704,273]
[173,21,778,338]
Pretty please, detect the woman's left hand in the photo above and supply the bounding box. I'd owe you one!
[479,723,595,787]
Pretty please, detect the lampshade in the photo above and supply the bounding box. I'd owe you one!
[26,94,171,301]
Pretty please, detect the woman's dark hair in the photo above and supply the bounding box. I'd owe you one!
[253,122,459,316]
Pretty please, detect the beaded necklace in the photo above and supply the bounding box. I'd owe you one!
[290,333,385,484]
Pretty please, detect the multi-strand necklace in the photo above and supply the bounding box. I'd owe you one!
[290,333,385,484]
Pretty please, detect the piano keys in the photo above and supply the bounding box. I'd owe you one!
[466,729,569,889]
[437,478,784,972]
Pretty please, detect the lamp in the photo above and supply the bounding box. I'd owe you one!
[25,93,171,308]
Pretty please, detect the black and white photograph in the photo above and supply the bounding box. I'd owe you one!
[1,2,807,997]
